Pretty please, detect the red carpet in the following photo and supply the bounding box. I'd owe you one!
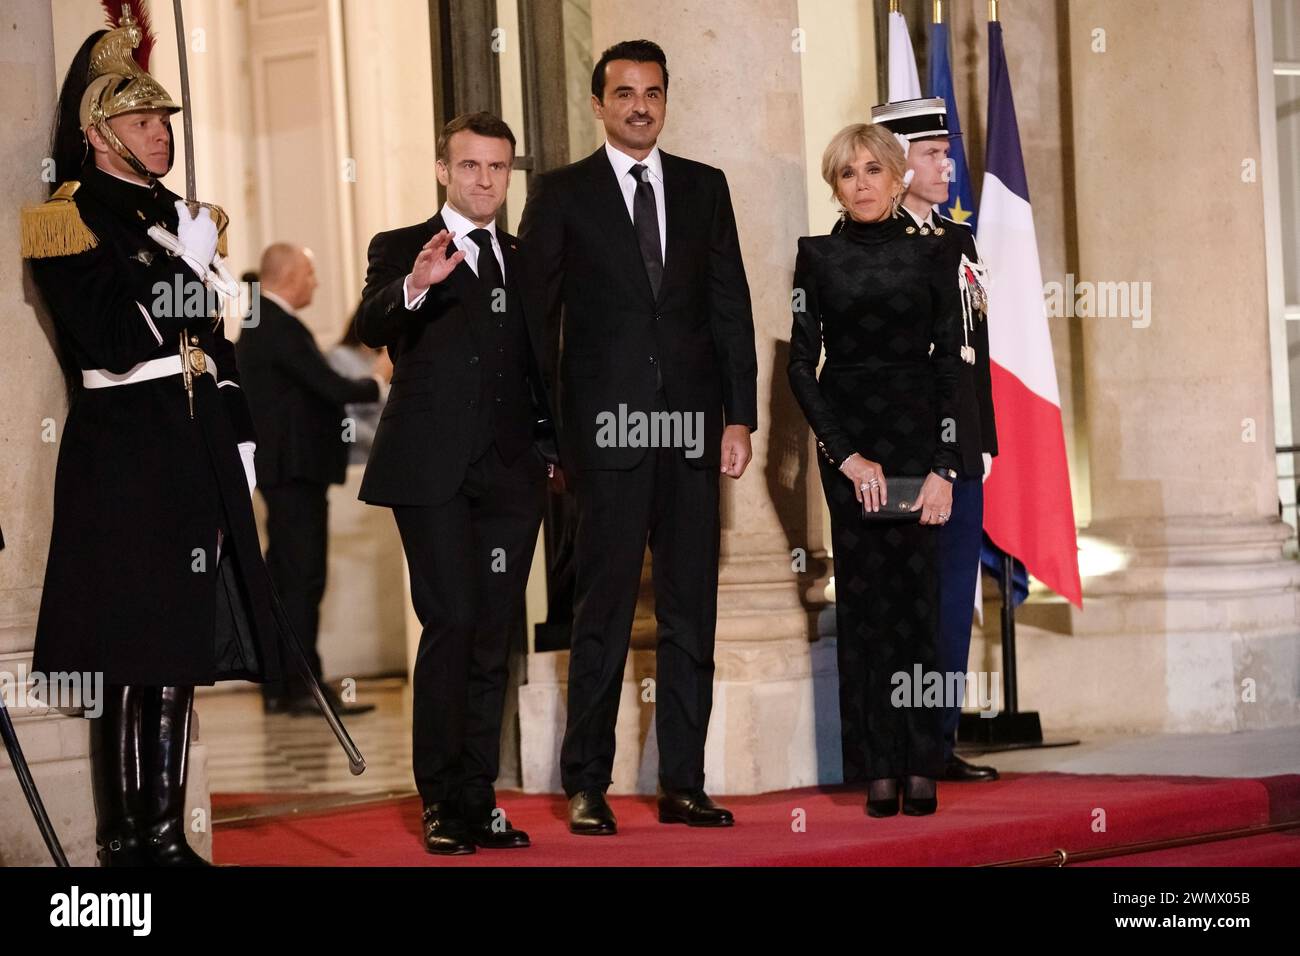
[212,772,1300,866]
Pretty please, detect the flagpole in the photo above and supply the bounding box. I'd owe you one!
[988,0,1023,728]
[933,1,943,24]
[889,0,899,13]
[984,0,1033,747]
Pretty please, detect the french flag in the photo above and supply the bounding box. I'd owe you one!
[977,21,1082,608]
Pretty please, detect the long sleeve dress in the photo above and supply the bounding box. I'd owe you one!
[787,213,963,782]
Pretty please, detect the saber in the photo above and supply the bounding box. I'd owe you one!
[171,0,196,207]
[0,694,69,866]
[168,1,363,774]
[266,579,367,775]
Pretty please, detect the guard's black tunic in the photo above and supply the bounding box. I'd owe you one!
[28,165,282,687]
[788,213,962,782]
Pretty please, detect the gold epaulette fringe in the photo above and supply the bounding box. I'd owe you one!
[20,182,98,258]
[210,202,230,258]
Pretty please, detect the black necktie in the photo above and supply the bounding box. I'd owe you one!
[468,228,502,296]
[629,163,663,299]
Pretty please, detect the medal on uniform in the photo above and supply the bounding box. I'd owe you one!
[957,252,988,365]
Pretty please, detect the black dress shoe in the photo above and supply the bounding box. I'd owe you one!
[568,789,617,835]
[865,779,900,818]
[261,694,291,715]
[942,754,999,782]
[288,684,376,717]
[466,813,531,849]
[422,803,475,855]
[658,789,734,827]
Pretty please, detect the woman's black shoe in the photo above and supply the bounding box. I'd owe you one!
[902,775,938,816]
[865,778,900,817]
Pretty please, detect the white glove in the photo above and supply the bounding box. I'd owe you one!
[982,452,993,483]
[893,132,912,161]
[175,200,219,278]
[238,441,257,498]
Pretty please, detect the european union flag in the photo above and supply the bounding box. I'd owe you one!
[927,20,978,232]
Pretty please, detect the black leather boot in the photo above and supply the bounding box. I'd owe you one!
[141,686,210,866]
[91,685,149,866]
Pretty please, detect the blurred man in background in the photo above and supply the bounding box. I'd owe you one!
[237,243,386,716]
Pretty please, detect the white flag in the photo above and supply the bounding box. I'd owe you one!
[888,11,921,101]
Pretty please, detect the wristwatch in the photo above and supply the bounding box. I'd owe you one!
[931,466,957,483]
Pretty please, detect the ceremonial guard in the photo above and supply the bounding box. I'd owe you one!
[870,98,1001,782]
[20,7,283,865]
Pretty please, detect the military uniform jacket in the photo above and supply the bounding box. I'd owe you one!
[913,208,999,478]
[23,165,282,686]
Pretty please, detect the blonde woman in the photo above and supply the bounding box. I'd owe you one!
[787,124,962,817]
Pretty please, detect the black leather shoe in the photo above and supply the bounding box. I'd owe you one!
[943,754,999,781]
[261,694,291,715]
[422,803,475,855]
[657,789,734,827]
[288,684,376,717]
[141,687,210,866]
[92,685,149,866]
[466,812,531,849]
[568,789,617,835]
[865,779,900,818]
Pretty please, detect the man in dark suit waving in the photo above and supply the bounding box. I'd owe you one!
[355,112,559,855]
[519,39,758,835]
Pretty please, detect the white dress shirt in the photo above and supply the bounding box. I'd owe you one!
[404,201,505,310]
[604,140,667,262]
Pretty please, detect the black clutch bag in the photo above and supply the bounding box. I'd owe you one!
[859,475,926,522]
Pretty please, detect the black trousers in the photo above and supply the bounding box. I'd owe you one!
[560,429,721,797]
[260,479,329,699]
[393,443,545,817]
[818,458,944,782]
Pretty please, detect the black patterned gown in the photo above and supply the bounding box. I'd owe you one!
[787,213,963,782]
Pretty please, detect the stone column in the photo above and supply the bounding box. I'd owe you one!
[0,0,89,866]
[520,0,842,795]
[0,3,211,864]
[1008,0,1300,733]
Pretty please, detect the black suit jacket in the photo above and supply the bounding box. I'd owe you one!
[235,297,380,487]
[354,213,558,507]
[518,147,758,471]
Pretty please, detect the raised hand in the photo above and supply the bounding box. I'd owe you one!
[409,229,466,296]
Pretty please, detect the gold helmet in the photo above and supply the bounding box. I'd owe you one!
[78,5,180,180]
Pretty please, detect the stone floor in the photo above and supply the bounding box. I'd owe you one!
[197,678,1300,820]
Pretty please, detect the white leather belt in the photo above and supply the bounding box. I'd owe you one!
[82,353,218,390]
